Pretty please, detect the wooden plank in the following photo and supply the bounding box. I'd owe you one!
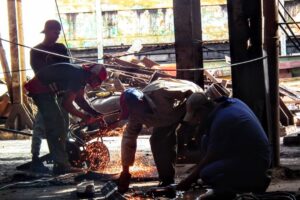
[141,57,160,68]
[113,58,145,69]
[279,97,295,126]
[0,36,13,100]
[203,70,220,84]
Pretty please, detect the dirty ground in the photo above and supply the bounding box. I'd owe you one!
[0,136,299,199]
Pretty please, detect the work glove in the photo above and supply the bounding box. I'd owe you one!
[117,171,132,194]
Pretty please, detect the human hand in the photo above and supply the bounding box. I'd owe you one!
[176,176,194,191]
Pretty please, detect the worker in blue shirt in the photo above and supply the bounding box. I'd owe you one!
[177,93,271,198]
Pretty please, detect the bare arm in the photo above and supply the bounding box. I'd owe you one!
[74,89,99,116]
[121,119,143,171]
[62,90,90,120]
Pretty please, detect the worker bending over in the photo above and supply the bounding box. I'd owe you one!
[118,78,203,193]
[25,63,107,175]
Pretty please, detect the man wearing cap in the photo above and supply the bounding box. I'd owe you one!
[31,19,70,73]
[177,93,271,197]
[25,63,107,174]
[118,78,203,193]
[29,20,70,172]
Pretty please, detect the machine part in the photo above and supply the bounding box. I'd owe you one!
[66,139,84,168]
[0,127,32,136]
[146,185,177,198]
[81,141,110,171]
[76,180,95,198]
[96,91,112,98]
[99,181,126,200]
[90,95,120,124]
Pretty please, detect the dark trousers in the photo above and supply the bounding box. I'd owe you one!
[200,159,270,193]
[32,93,70,167]
[150,124,178,183]
[31,96,69,157]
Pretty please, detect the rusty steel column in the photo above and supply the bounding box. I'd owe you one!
[263,0,280,167]
[7,0,20,104]
[16,0,28,106]
[227,0,271,129]
[6,0,33,130]
[173,0,204,87]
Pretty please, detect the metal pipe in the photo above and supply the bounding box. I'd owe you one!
[0,127,32,136]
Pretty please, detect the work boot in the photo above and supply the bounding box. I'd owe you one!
[53,164,85,175]
[117,171,131,194]
[30,156,51,174]
[157,179,175,187]
[146,184,176,198]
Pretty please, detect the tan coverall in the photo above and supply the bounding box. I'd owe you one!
[121,78,203,182]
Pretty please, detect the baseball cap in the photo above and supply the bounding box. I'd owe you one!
[41,20,61,33]
[119,88,144,119]
[90,64,108,82]
[183,92,209,122]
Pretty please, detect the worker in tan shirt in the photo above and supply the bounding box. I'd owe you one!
[118,78,203,193]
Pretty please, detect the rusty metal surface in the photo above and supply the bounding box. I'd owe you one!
[57,1,229,48]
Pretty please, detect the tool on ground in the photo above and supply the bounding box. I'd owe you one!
[76,180,95,198]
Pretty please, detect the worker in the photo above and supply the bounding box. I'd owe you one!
[24,63,108,175]
[176,93,271,198]
[117,78,203,193]
[30,19,70,172]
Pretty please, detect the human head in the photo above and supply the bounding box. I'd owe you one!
[41,20,61,44]
[119,88,144,120]
[84,64,108,88]
[183,93,215,125]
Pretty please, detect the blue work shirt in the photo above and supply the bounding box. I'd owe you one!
[205,97,271,169]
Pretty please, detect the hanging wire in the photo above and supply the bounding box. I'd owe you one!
[0,37,268,75]
[54,0,74,63]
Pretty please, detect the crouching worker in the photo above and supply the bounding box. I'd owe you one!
[117,78,203,193]
[24,63,108,175]
[176,93,271,197]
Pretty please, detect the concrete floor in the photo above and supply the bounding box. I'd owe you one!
[0,136,299,199]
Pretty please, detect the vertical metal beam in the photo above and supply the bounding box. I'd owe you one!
[227,0,273,141]
[16,0,27,104]
[96,0,104,63]
[263,0,280,167]
[6,0,33,130]
[7,0,20,104]
[173,0,203,87]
